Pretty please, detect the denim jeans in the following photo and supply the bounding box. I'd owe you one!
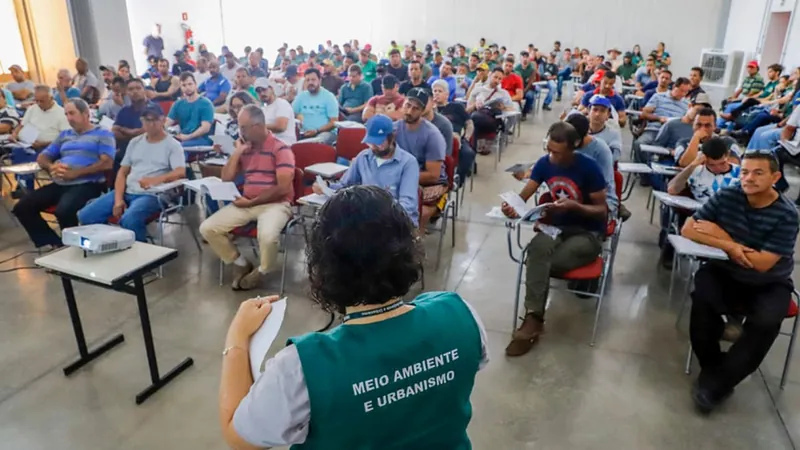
[543,80,556,105]
[522,90,536,115]
[747,124,782,151]
[78,190,162,242]
[10,147,37,190]
[556,67,572,97]
[717,101,741,129]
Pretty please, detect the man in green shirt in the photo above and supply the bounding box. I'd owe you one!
[616,52,638,85]
[402,47,414,65]
[515,51,536,88]
[728,60,765,102]
[758,63,784,101]
[466,53,480,80]
[452,45,468,66]
[482,49,495,69]
[357,50,378,83]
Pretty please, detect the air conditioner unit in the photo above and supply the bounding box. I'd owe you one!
[698,49,748,107]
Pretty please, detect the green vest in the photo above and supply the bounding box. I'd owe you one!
[288,292,482,450]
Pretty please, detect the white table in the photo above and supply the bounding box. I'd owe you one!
[297,193,328,207]
[304,162,349,178]
[182,145,215,153]
[651,163,681,176]
[640,144,672,156]
[621,85,637,92]
[618,163,653,201]
[203,157,228,166]
[625,94,644,101]
[666,234,729,319]
[334,121,366,129]
[35,243,193,404]
[0,162,40,175]
[652,191,702,211]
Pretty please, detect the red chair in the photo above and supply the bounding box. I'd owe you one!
[218,168,305,296]
[507,192,619,346]
[685,291,800,390]
[433,155,458,271]
[336,127,368,162]
[291,142,337,195]
[159,101,174,116]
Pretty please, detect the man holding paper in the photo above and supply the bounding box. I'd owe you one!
[312,114,420,225]
[200,105,296,291]
[12,99,114,248]
[501,121,607,357]
[77,105,185,242]
[8,86,71,196]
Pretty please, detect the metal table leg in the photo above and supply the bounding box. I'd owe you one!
[61,278,125,376]
[132,276,194,404]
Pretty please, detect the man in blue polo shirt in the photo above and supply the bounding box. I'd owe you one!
[12,98,114,248]
[312,114,420,224]
[167,72,215,147]
[112,78,156,161]
[199,59,232,107]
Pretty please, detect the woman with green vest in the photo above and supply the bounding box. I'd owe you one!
[219,185,489,450]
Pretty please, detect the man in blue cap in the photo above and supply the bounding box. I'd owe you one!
[312,114,420,225]
[78,104,186,242]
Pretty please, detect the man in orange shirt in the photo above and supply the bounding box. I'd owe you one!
[501,58,524,111]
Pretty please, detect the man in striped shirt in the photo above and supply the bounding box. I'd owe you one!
[12,98,114,248]
[200,105,295,291]
[633,77,690,186]
[681,151,798,414]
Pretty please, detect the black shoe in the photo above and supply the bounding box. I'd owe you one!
[556,96,562,102]
[691,381,716,414]
[542,104,552,111]
[10,186,26,200]
[521,113,528,122]
[660,249,674,270]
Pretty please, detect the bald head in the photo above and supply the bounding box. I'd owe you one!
[238,104,267,143]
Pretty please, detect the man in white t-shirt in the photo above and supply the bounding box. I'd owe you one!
[255,78,297,145]
[466,67,515,113]
[221,50,243,84]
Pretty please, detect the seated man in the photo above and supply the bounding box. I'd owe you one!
[660,137,741,267]
[53,69,82,107]
[198,59,232,107]
[7,64,36,106]
[537,53,559,112]
[641,69,672,106]
[363,74,405,121]
[502,121,607,357]
[427,61,457,102]
[500,58,524,109]
[255,78,297,145]
[0,92,20,134]
[312,114,420,223]
[167,72,215,147]
[633,77,690,185]
[681,151,798,414]
[566,114,618,218]
[149,58,181,103]
[724,60,766,108]
[653,93,713,151]
[579,71,626,128]
[394,88,447,234]
[78,105,185,242]
[113,78,155,159]
[399,61,432,96]
[98,76,130,120]
[12,98,114,248]
[586,95,623,162]
[293,68,338,145]
[675,108,742,168]
[338,65,373,122]
[199,105,295,291]
[8,86,71,195]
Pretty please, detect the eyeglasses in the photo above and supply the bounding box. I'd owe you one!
[744,148,779,161]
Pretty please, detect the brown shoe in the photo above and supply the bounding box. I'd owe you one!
[505,313,544,357]
[231,261,253,290]
[236,267,263,291]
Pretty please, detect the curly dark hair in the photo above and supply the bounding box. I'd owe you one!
[306,185,422,312]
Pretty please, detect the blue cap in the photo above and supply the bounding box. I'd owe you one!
[362,115,394,146]
[588,94,612,109]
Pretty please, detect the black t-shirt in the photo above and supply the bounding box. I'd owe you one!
[541,63,558,79]
[386,64,408,82]
[399,80,432,96]
[171,62,195,76]
[437,103,470,134]
[371,78,383,96]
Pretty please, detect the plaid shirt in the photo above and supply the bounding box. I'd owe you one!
[741,72,765,96]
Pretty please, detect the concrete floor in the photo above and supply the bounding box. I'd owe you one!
[1,108,800,449]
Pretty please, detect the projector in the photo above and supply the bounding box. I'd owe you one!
[62,224,136,255]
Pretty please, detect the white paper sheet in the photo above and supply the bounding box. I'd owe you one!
[205,181,241,201]
[211,134,235,155]
[182,176,221,192]
[147,178,188,193]
[315,175,335,197]
[499,191,529,217]
[298,193,329,206]
[249,298,288,379]
[99,116,115,131]
[17,124,40,144]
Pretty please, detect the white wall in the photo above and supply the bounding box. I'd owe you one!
[123,0,725,76]
[124,0,223,74]
[723,0,769,53]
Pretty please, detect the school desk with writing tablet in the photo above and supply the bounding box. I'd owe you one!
[639,144,671,156]
[34,243,193,404]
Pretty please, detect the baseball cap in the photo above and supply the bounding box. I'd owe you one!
[588,95,612,109]
[285,64,298,77]
[173,50,184,57]
[140,104,164,119]
[747,60,759,68]
[322,59,335,67]
[607,48,620,54]
[364,43,372,51]
[99,64,116,73]
[362,114,394,146]
[253,77,272,91]
[590,70,606,83]
[692,92,712,106]
[382,74,399,89]
[406,87,430,108]
[477,63,489,71]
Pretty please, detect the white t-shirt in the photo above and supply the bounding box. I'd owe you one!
[787,105,800,129]
[221,63,242,84]
[263,98,297,145]
[21,103,71,142]
[194,70,212,88]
